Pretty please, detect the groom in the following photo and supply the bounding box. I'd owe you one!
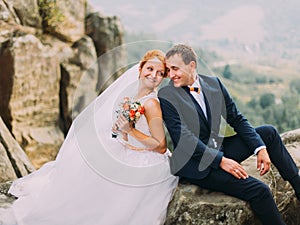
[158,44,300,225]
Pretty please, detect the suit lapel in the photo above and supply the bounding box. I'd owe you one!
[203,92,212,130]
[199,77,212,130]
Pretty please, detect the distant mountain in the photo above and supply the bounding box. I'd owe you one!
[89,0,300,62]
[89,0,300,133]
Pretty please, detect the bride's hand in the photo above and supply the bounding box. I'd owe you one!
[111,123,119,134]
[115,114,132,133]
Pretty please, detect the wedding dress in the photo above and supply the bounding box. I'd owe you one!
[0,65,178,225]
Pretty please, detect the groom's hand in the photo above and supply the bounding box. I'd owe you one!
[220,157,249,179]
[256,148,271,176]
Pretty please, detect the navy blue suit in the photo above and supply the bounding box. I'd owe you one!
[158,74,298,225]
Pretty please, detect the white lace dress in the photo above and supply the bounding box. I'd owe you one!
[0,92,178,225]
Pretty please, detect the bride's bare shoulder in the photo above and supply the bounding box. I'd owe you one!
[143,98,162,115]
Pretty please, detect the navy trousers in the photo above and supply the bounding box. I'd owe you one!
[183,125,298,225]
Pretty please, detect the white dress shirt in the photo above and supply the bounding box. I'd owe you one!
[188,76,207,119]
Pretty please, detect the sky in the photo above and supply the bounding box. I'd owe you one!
[87,0,299,63]
[88,1,266,44]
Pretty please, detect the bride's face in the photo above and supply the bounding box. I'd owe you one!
[139,60,165,89]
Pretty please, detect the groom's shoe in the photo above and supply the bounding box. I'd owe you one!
[289,174,300,201]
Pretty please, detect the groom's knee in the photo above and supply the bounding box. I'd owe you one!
[255,125,279,144]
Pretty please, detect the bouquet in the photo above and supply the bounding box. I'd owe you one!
[112,97,145,138]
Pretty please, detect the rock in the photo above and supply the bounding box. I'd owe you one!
[85,12,123,58]
[85,12,126,92]
[0,0,42,43]
[60,35,98,134]
[279,128,300,225]
[0,0,20,24]
[0,181,15,209]
[281,128,300,145]
[165,129,300,225]
[0,2,127,168]
[166,184,259,225]
[39,0,85,43]
[0,181,13,195]
[0,117,35,183]
[0,1,298,223]
[0,34,64,168]
[11,0,42,28]
[165,156,261,225]
[0,142,16,182]
[1,128,300,224]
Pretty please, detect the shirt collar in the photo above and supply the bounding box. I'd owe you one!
[189,74,200,88]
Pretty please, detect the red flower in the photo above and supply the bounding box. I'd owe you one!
[138,106,145,114]
[129,109,136,118]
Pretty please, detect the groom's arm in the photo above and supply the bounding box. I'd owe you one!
[217,77,265,152]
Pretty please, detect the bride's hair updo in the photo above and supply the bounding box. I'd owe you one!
[139,50,167,77]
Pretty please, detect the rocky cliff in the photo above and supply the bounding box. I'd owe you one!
[0,0,125,168]
[1,1,300,224]
[164,128,300,225]
[0,127,299,224]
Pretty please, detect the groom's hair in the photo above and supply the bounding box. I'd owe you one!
[166,44,197,68]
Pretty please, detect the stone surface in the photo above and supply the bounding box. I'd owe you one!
[165,129,300,225]
[0,34,64,168]
[59,35,98,133]
[0,1,299,224]
[0,3,126,167]
[282,128,300,144]
[10,0,42,28]
[165,156,262,225]
[0,129,299,224]
[0,140,17,182]
[40,0,85,43]
[0,181,15,209]
[0,0,20,24]
[85,12,126,92]
[0,117,35,183]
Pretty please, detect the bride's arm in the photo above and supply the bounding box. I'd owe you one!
[117,98,167,154]
[129,98,167,153]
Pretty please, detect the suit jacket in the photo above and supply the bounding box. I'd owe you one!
[158,74,265,179]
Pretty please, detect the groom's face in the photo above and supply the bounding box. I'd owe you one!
[166,54,196,87]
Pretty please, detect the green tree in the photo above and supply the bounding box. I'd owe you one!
[222,64,232,79]
[247,98,258,109]
[259,93,275,109]
[255,77,267,84]
[38,0,65,29]
[290,79,300,94]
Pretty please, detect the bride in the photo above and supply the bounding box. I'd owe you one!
[0,50,178,225]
